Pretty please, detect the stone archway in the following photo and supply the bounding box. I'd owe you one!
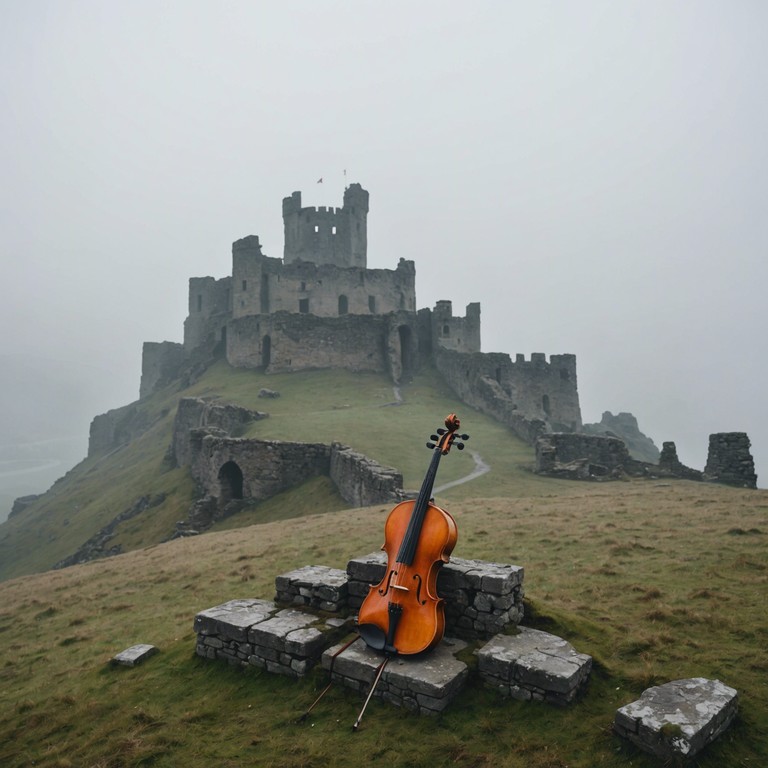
[218,461,244,506]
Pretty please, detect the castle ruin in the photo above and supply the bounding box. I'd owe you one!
[140,183,582,444]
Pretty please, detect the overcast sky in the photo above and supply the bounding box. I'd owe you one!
[1,1,766,486]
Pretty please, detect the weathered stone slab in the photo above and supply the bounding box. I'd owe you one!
[614,677,739,759]
[321,638,468,714]
[476,627,591,705]
[193,598,275,642]
[275,565,349,612]
[111,644,158,666]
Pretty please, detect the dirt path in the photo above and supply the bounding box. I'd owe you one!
[434,450,490,493]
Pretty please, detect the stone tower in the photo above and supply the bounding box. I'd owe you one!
[282,183,369,268]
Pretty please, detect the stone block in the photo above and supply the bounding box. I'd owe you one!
[614,678,738,759]
[476,627,592,705]
[194,599,351,678]
[274,564,349,612]
[111,644,158,667]
[321,637,468,715]
[193,598,275,642]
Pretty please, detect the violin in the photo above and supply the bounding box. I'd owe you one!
[357,414,467,656]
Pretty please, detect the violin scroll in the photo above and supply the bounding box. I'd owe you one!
[426,413,469,453]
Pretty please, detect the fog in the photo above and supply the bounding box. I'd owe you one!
[1,1,766,507]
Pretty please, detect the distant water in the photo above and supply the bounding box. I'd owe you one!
[0,436,86,522]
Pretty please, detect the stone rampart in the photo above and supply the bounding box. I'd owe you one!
[434,347,580,444]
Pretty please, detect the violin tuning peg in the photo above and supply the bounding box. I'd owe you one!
[456,443,465,450]
[426,442,436,449]
[460,433,470,441]
[436,428,447,435]
[430,435,439,442]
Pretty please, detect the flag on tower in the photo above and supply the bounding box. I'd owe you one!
[317,177,323,183]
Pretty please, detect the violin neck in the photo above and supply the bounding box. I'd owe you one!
[396,447,443,565]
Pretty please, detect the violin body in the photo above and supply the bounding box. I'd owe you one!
[357,499,457,655]
[356,414,465,656]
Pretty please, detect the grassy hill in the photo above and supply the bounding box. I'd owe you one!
[1,362,766,766]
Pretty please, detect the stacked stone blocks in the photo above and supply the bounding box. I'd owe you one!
[194,598,349,677]
[346,552,525,640]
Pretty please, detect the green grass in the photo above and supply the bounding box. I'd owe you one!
[0,361,576,582]
[1,361,767,766]
[1,482,766,767]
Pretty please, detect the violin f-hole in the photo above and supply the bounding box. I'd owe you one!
[412,573,427,605]
[377,569,397,597]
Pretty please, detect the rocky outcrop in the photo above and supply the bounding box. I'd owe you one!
[582,411,660,463]
[53,494,166,569]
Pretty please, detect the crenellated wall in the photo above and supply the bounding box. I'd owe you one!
[434,346,581,442]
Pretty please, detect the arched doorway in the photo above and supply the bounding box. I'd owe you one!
[218,461,244,505]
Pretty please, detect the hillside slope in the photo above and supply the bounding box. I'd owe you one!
[1,480,766,767]
[0,361,575,582]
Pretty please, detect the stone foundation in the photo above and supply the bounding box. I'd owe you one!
[193,598,350,677]
[274,565,349,612]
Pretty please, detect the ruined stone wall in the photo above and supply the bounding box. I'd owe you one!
[190,435,332,506]
[226,311,420,381]
[184,276,231,351]
[169,397,268,468]
[229,252,415,321]
[535,433,631,476]
[140,341,186,399]
[431,301,481,354]
[704,432,757,488]
[185,433,402,515]
[434,347,580,442]
[329,443,404,507]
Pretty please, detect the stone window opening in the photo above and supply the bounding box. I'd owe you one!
[332,226,337,235]
[197,295,203,312]
[338,295,348,315]
[242,280,247,291]
[443,324,450,336]
[299,298,309,313]
[542,394,551,417]
[300,281,306,291]
[314,225,319,233]
[368,295,376,313]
